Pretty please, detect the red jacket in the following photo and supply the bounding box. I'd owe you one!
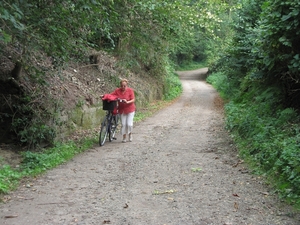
[110,87,136,114]
[101,94,118,101]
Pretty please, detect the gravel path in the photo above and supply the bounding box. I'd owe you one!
[0,68,299,225]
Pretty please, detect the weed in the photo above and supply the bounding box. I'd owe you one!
[191,167,202,172]
[0,165,22,194]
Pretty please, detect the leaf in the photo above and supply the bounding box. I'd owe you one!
[191,167,202,172]
[0,31,12,43]
[4,215,18,218]
[234,202,239,210]
[279,36,291,47]
[1,9,10,20]
[281,14,291,21]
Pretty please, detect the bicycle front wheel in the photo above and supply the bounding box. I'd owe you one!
[99,118,109,146]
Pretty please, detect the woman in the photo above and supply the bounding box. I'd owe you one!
[110,79,135,143]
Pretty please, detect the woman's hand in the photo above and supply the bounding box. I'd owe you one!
[121,99,132,104]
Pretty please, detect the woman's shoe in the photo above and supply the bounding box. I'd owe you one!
[129,134,133,142]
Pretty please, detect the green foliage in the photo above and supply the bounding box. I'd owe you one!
[229,103,300,205]
[20,141,78,174]
[9,95,57,149]
[0,0,232,81]
[171,0,234,68]
[0,165,21,194]
[206,72,239,99]
[0,0,111,62]
[225,99,300,207]
[176,61,207,71]
[214,0,300,108]
[209,67,300,207]
[211,0,300,206]
[210,0,264,76]
[254,0,300,79]
[0,1,226,150]
[19,123,55,148]
[163,75,182,101]
[163,68,183,101]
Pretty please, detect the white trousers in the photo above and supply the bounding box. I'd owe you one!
[120,111,135,135]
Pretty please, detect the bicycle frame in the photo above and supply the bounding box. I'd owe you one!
[99,101,119,146]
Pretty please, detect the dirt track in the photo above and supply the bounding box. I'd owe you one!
[0,68,299,225]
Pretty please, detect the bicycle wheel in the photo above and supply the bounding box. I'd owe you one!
[99,117,109,146]
[109,114,119,141]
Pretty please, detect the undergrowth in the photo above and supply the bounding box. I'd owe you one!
[163,65,183,100]
[207,72,300,209]
[163,72,182,100]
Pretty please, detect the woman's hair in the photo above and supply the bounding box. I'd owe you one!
[120,78,128,85]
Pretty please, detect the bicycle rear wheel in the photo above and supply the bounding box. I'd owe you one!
[109,114,119,141]
[99,118,109,146]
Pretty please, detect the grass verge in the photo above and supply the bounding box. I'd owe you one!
[0,137,97,198]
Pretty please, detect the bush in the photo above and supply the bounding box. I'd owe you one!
[225,96,300,207]
[163,72,182,101]
[206,72,239,99]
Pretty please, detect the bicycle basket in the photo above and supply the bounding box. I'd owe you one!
[102,100,116,111]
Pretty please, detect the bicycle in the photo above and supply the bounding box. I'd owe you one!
[99,99,120,146]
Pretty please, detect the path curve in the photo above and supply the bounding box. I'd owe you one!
[1,68,299,225]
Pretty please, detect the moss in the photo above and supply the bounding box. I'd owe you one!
[70,107,84,127]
